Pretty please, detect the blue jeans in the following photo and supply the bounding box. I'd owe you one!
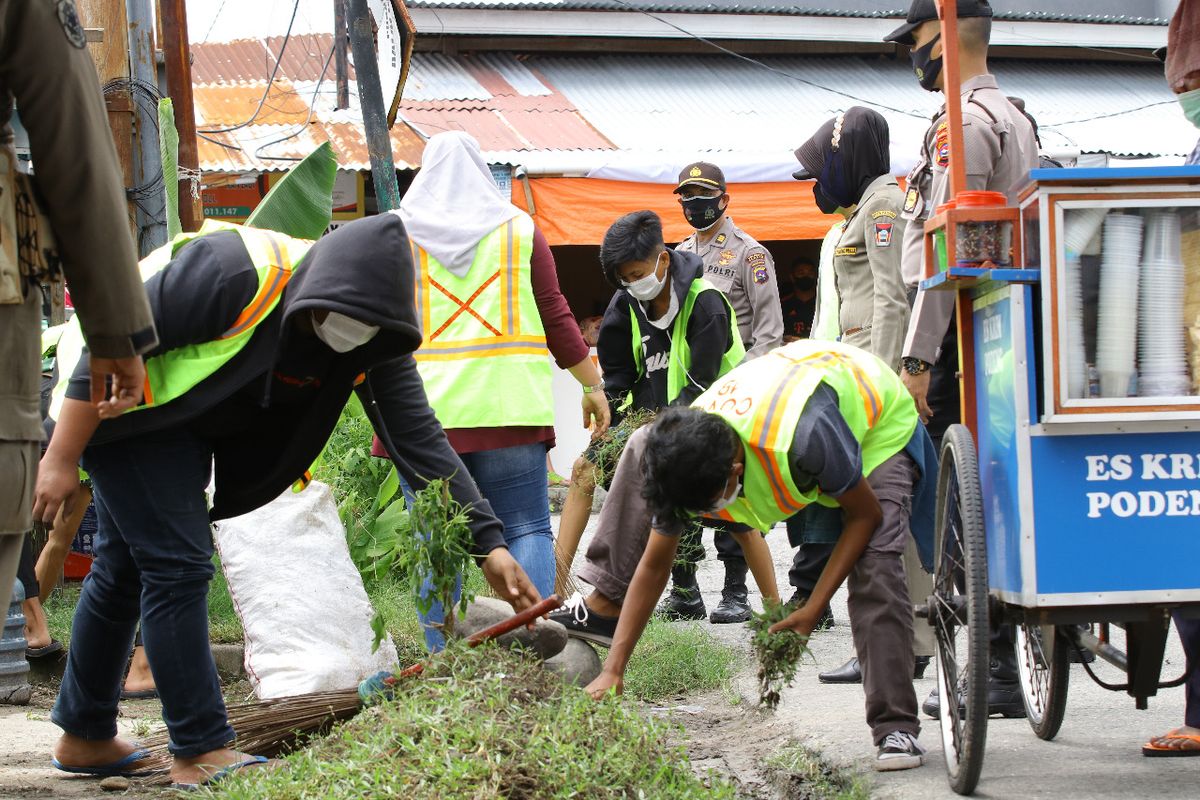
[52,428,233,758]
[408,443,555,651]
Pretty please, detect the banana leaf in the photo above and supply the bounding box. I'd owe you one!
[246,142,338,241]
[158,98,181,240]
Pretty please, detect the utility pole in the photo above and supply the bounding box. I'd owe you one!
[346,0,401,212]
[159,0,204,232]
[334,0,350,110]
[127,0,167,255]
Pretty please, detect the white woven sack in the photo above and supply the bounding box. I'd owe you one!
[213,481,398,699]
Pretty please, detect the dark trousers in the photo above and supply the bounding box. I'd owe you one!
[52,428,233,757]
[676,524,746,574]
[1175,612,1200,729]
[17,532,38,600]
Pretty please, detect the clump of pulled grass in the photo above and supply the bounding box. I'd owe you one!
[749,600,812,709]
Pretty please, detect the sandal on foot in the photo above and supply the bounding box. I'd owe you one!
[25,640,64,659]
[52,748,154,777]
[1142,728,1200,757]
[171,755,270,791]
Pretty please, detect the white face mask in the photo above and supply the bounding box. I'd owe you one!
[312,311,380,353]
[708,478,741,513]
[622,254,668,302]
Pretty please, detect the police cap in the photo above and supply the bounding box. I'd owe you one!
[883,0,994,46]
[674,162,727,194]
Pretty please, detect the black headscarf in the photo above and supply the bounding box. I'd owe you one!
[794,106,891,213]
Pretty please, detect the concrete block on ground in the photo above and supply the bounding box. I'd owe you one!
[456,597,568,661]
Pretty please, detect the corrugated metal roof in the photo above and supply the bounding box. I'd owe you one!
[405,0,1174,25]
[191,37,616,171]
[530,53,1194,159]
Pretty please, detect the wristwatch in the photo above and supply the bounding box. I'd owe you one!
[901,357,931,376]
[583,378,606,394]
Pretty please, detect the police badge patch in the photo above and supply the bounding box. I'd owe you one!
[58,1,87,49]
[874,222,893,247]
[934,121,951,168]
[747,251,769,284]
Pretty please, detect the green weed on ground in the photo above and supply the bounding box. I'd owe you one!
[623,617,741,702]
[765,742,872,800]
[207,644,737,800]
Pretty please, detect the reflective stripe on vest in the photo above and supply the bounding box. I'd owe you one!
[49,221,313,421]
[412,214,554,429]
[628,278,745,405]
[695,340,918,531]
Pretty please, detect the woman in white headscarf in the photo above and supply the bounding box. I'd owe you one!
[377,132,609,650]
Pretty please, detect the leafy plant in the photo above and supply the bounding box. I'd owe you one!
[590,408,658,487]
[246,142,337,240]
[748,599,812,709]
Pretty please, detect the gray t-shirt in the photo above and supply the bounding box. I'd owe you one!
[656,383,862,534]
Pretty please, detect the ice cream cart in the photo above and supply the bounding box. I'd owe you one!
[919,165,1200,794]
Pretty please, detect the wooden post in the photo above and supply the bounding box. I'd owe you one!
[75,0,136,241]
[159,0,204,232]
[936,0,968,200]
[334,0,350,111]
[346,0,401,212]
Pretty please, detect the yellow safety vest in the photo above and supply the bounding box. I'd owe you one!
[694,339,918,531]
[411,214,554,428]
[50,220,312,421]
[628,277,745,404]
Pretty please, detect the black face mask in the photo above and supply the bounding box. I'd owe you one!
[813,184,841,215]
[681,196,725,230]
[793,276,816,292]
[911,34,943,93]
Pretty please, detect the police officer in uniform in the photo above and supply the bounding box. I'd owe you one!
[0,0,156,618]
[663,162,783,624]
[885,0,1038,718]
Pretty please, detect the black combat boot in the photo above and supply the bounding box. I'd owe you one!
[656,564,706,621]
[709,562,751,624]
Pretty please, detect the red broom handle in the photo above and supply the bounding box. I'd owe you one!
[392,594,561,680]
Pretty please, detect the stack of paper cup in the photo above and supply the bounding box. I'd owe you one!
[1138,210,1190,397]
[1062,209,1107,399]
[1096,214,1144,397]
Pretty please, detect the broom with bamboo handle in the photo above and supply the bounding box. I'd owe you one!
[138,595,561,777]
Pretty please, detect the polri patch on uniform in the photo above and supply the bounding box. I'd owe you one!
[874,222,893,247]
[903,187,920,215]
[714,233,727,246]
[934,121,951,168]
[753,265,769,284]
[747,251,769,284]
[57,1,88,49]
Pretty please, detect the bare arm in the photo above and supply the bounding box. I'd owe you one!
[32,398,101,524]
[769,481,881,637]
[586,528,680,698]
[567,356,610,438]
[730,528,779,604]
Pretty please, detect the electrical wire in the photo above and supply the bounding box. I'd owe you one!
[102,78,165,199]
[610,0,1173,127]
[252,42,337,162]
[201,0,230,44]
[198,0,303,135]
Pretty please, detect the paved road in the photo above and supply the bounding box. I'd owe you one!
[568,516,1196,800]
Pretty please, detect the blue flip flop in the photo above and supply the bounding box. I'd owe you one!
[52,748,154,777]
[170,755,270,791]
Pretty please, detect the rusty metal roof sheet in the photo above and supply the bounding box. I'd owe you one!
[191,37,617,172]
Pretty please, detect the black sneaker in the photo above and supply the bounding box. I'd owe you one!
[709,586,751,624]
[548,593,617,648]
[876,731,926,771]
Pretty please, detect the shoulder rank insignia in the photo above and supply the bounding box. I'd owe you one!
[714,233,727,246]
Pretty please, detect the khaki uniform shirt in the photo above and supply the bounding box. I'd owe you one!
[833,175,909,370]
[901,74,1039,364]
[0,0,155,442]
[676,215,783,359]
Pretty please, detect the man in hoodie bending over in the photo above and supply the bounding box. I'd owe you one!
[32,214,540,789]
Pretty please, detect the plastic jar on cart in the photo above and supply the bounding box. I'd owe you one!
[955,191,1012,266]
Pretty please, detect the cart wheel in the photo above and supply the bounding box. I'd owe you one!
[930,425,990,796]
[1015,623,1069,740]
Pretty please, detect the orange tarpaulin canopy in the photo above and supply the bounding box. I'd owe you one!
[510,177,841,246]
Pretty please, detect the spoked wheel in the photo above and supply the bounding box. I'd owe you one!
[930,425,990,796]
[1014,622,1069,740]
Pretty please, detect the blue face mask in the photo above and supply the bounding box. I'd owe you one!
[1180,88,1200,129]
